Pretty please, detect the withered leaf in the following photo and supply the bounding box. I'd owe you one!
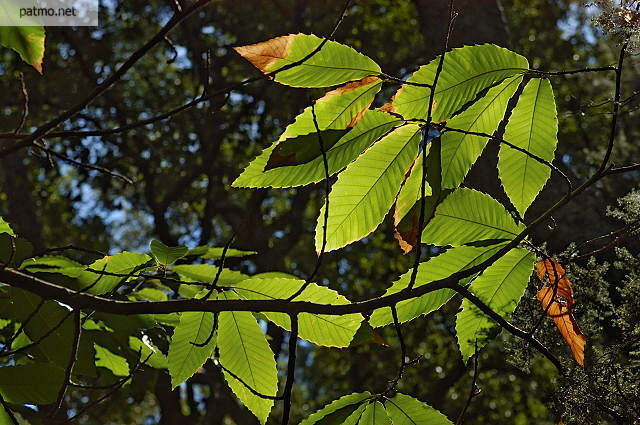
[233,34,295,74]
[536,258,586,366]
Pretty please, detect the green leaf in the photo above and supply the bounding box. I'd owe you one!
[317,124,422,252]
[264,77,382,170]
[0,363,64,404]
[422,188,524,246]
[500,78,558,216]
[394,137,450,253]
[394,154,432,224]
[150,240,188,265]
[0,217,16,237]
[168,308,217,388]
[171,264,248,288]
[218,293,278,424]
[0,235,32,268]
[9,288,74,368]
[0,27,45,73]
[385,393,453,425]
[391,44,528,122]
[369,244,506,327]
[130,336,169,370]
[0,400,14,424]
[234,33,381,88]
[77,251,152,295]
[94,344,130,377]
[359,401,391,425]
[300,392,371,425]
[21,255,85,278]
[233,109,402,188]
[456,248,535,361]
[234,277,363,347]
[187,246,257,258]
[440,75,523,189]
[133,287,168,302]
[342,403,368,425]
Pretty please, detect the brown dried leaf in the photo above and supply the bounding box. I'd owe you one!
[537,258,571,291]
[536,258,586,366]
[233,34,296,73]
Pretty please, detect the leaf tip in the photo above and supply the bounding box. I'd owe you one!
[234,34,297,73]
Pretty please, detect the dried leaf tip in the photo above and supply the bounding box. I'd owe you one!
[233,34,296,73]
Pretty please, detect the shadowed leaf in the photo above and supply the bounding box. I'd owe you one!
[0,26,45,73]
[233,109,401,188]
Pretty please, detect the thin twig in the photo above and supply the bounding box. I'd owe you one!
[456,341,481,425]
[407,0,456,291]
[216,361,282,400]
[382,306,415,396]
[531,65,617,76]
[32,244,107,258]
[1,309,74,359]
[0,298,46,357]
[281,314,299,425]
[33,140,133,184]
[570,220,640,262]
[56,352,152,425]
[598,41,628,175]
[287,102,329,301]
[50,311,81,419]
[13,73,28,134]
[0,391,19,425]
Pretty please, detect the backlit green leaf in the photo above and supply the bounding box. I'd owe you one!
[385,393,453,425]
[369,244,506,327]
[186,246,256,258]
[130,336,168,370]
[422,188,524,246]
[343,403,369,425]
[235,33,381,87]
[95,344,130,377]
[168,307,217,388]
[171,264,248,287]
[264,77,382,170]
[359,401,390,425]
[0,216,15,237]
[77,251,152,295]
[21,255,85,278]
[500,78,558,216]
[233,109,402,188]
[456,248,535,361]
[234,277,362,347]
[440,75,522,188]
[218,293,278,424]
[150,239,188,265]
[391,44,528,122]
[300,392,371,425]
[317,124,422,252]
